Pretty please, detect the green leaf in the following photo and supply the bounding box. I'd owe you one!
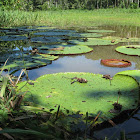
[0,76,8,97]
[17,72,139,124]
[0,128,54,139]
[69,38,118,46]
[116,45,140,56]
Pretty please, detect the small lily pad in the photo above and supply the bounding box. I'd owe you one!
[69,38,118,46]
[101,59,132,68]
[87,30,115,33]
[17,72,139,124]
[0,35,27,41]
[115,45,140,56]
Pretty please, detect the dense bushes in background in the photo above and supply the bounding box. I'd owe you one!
[0,0,140,11]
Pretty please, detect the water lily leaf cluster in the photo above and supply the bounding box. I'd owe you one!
[115,45,140,56]
[17,71,140,124]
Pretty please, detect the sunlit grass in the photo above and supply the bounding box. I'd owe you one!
[1,8,140,28]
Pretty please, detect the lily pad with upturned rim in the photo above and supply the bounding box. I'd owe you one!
[68,38,118,46]
[31,36,65,44]
[102,36,140,43]
[115,45,140,56]
[87,30,115,33]
[39,45,93,55]
[0,35,27,41]
[34,31,71,36]
[68,33,103,38]
[116,70,140,86]
[17,72,139,124]
[0,53,59,71]
[101,59,132,68]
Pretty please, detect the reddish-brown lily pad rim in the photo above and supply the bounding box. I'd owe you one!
[101,59,132,68]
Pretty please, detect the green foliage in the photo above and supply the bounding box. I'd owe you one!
[0,0,140,11]
[17,72,139,124]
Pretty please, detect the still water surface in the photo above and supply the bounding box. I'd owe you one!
[4,25,140,139]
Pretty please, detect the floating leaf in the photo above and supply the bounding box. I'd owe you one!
[39,44,93,55]
[68,33,102,38]
[17,72,139,124]
[102,36,140,43]
[116,45,140,56]
[69,38,118,46]
[34,31,70,36]
[0,35,27,41]
[0,53,59,71]
[87,30,115,33]
[31,36,65,44]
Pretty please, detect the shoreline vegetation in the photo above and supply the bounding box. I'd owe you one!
[1,8,140,28]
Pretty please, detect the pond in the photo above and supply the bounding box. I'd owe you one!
[0,25,140,139]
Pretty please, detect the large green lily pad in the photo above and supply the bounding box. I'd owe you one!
[115,45,140,56]
[31,36,65,44]
[0,53,59,71]
[87,30,115,33]
[39,44,93,55]
[34,31,71,36]
[68,38,118,46]
[17,72,139,124]
[102,36,140,43]
[0,35,27,41]
[68,33,103,38]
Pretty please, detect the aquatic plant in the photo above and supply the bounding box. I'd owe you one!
[101,59,132,68]
[39,44,93,55]
[116,45,140,56]
[17,72,139,125]
[69,38,118,46]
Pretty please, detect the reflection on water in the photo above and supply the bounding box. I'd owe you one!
[20,55,136,80]
[1,25,140,139]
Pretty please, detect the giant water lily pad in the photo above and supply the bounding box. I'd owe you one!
[39,44,93,55]
[69,38,118,46]
[102,36,140,43]
[34,31,71,36]
[68,33,103,38]
[0,53,59,70]
[31,36,65,44]
[87,30,115,33]
[17,72,139,124]
[115,45,140,56]
[101,59,132,68]
[0,35,27,41]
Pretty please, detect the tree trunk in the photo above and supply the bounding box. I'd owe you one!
[97,0,99,9]
[107,0,108,8]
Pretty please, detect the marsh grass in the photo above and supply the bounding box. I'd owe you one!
[1,8,140,28]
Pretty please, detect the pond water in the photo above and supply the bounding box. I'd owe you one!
[1,25,140,139]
